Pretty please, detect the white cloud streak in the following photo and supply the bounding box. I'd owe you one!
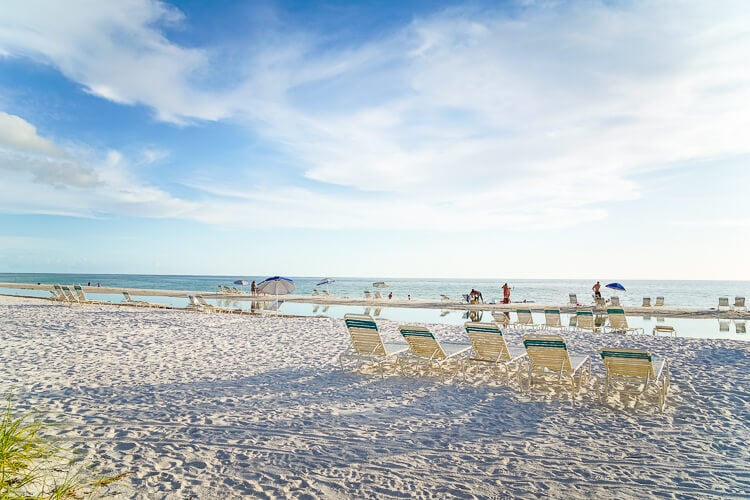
[0,1,749,230]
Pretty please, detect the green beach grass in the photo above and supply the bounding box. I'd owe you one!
[1,395,124,499]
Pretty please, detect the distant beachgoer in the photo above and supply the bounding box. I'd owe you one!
[87,281,91,287]
[251,281,257,295]
[407,294,411,301]
[593,281,602,299]
[388,292,392,300]
[502,283,511,304]
[97,283,101,287]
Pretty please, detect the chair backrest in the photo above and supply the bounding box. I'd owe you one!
[544,309,562,328]
[599,348,655,379]
[196,295,210,306]
[440,294,450,301]
[123,291,134,302]
[322,290,330,297]
[576,310,595,330]
[491,311,509,324]
[655,296,665,306]
[187,294,201,306]
[522,334,572,372]
[312,289,319,296]
[62,286,78,302]
[464,322,510,361]
[399,325,446,359]
[735,297,745,308]
[569,293,578,305]
[73,284,87,301]
[344,314,386,356]
[606,308,630,329]
[736,321,746,334]
[374,291,382,299]
[594,296,606,308]
[516,309,533,325]
[642,297,651,307]
[610,296,621,306]
[364,291,371,299]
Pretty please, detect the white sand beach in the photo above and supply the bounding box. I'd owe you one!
[1,294,748,498]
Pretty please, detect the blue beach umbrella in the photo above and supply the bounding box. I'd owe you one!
[316,278,335,286]
[258,276,296,296]
[605,282,626,292]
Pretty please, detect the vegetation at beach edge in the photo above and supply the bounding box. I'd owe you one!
[1,394,125,499]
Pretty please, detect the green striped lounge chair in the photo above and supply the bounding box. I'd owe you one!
[521,334,591,395]
[575,310,599,332]
[61,285,80,304]
[340,314,407,377]
[513,309,538,330]
[599,348,670,412]
[73,285,109,305]
[543,309,566,331]
[605,308,644,334]
[463,322,527,382]
[398,325,471,380]
[50,284,67,302]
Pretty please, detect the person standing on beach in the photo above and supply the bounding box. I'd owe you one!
[593,281,602,299]
[502,283,511,304]
[251,281,256,295]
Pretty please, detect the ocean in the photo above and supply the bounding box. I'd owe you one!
[1,273,748,341]
[0,272,747,309]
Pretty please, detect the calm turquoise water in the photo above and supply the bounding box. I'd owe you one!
[0,273,747,308]
[1,273,747,341]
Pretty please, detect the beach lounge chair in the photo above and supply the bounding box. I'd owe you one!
[491,311,510,325]
[605,308,644,334]
[543,309,566,331]
[575,310,599,332]
[513,309,539,330]
[642,297,651,307]
[122,291,151,307]
[719,319,730,332]
[718,297,730,311]
[312,289,320,296]
[594,296,606,309]
[363,291,372,300]
[463,322,527,382]
[60,285,80,304]
[322,290,331,297]
[734,297,746,312]
[736,321,746,334]
[652,325,676,337]
[521,334,591,395]
[73,285,108,305]
[440,294,451,301]
[655,296,665,307]
[374,291,382,300]
[398,325,471,380]
[196,295,237,313]
[610,296,621,307]
[339,314,408,377]
[50,284,67,302]
[568,293,579,306]
[598,348,670,412]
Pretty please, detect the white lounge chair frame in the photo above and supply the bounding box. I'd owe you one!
[463,322,526,383]
[543,309,567,331]
[605,308,644,335]
[520,334,591,395]
[398,325,471,381]
[599,348,670,412]
[340,314,407,378]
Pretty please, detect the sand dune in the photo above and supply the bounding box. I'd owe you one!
[1,295,748,498]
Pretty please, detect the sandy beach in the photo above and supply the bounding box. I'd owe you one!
[1,294,748,498]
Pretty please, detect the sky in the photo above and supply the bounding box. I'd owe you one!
[0,0,748,280]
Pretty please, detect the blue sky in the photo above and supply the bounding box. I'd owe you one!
[0,0,748,280]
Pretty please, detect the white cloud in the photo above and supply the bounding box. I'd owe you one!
[1,1,749,231]
[0,113,197,218]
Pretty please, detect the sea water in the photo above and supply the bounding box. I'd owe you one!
[0,273,747,309]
